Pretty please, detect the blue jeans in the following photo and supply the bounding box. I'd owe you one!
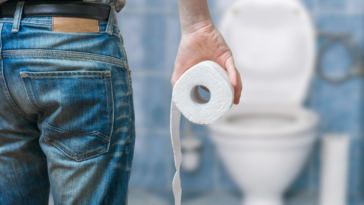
[0,2,135,205]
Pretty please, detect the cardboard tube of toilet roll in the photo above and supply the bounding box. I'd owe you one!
[170,61,234,205]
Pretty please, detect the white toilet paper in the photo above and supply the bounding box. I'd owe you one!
[170,61,234,205]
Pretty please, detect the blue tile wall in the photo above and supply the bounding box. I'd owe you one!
[177,131,217,190]
[316,0,364,11]
[119,13,167,72]
[125,0,166,9]
[117,0,364,203]
[128,131,171,189]
[129,76,170,130]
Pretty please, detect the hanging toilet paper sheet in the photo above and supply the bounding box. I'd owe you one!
[170,61,234,205]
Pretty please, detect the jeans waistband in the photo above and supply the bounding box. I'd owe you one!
[0,1,118,35]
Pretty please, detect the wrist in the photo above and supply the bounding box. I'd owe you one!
[181,19,215,35]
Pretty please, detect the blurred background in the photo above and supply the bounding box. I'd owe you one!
[116,0,364,204]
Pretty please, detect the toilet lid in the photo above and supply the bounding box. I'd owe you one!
[220,0,316,105]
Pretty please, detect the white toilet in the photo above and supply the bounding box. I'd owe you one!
[208,0,319,205]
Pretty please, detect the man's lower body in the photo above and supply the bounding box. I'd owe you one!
[0,2,135,205]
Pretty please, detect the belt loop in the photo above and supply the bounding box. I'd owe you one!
[0,23,4,60]
[105,5,116,36]
[11,1,25,34]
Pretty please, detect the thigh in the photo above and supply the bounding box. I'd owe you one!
[0,60,49,205]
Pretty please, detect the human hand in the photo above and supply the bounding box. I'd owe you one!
[171,23,242,104]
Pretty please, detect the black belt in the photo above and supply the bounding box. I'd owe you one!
[0,1,111,21]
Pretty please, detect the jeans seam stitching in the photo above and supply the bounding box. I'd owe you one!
[110,74,115,140]
[2,49,127,67]
[1,61,38,122]
[43,123,110,161]
[44,135,107,161]
[44,122,110,140]
[20,76,41,114]
[21,76,50,121]
[20,75,108,79]
[3,52,125,67]
[105,73,114,154]
[20,70,111,76]
[116,31,126,59]
[105,74,110,138]
[125,70,134,204]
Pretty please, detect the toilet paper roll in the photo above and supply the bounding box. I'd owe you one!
[170,61,234,205]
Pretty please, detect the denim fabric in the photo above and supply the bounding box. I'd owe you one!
[0,4,135,205]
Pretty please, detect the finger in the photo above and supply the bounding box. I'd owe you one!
[225,56,242,104]
[225,56,238,88]
[233,72,242,104]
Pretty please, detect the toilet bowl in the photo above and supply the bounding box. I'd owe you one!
[210,105,318,205]
[208,0,318,205]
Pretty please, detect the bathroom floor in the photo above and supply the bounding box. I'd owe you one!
[127,190,320,205]
[48,190,363,205]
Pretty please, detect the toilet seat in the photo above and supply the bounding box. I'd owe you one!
[210,105,318,138]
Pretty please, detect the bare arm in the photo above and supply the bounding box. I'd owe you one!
[178,0,212,34]
[172,0,242,104]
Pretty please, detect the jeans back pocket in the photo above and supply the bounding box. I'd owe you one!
[20,70,114,161]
